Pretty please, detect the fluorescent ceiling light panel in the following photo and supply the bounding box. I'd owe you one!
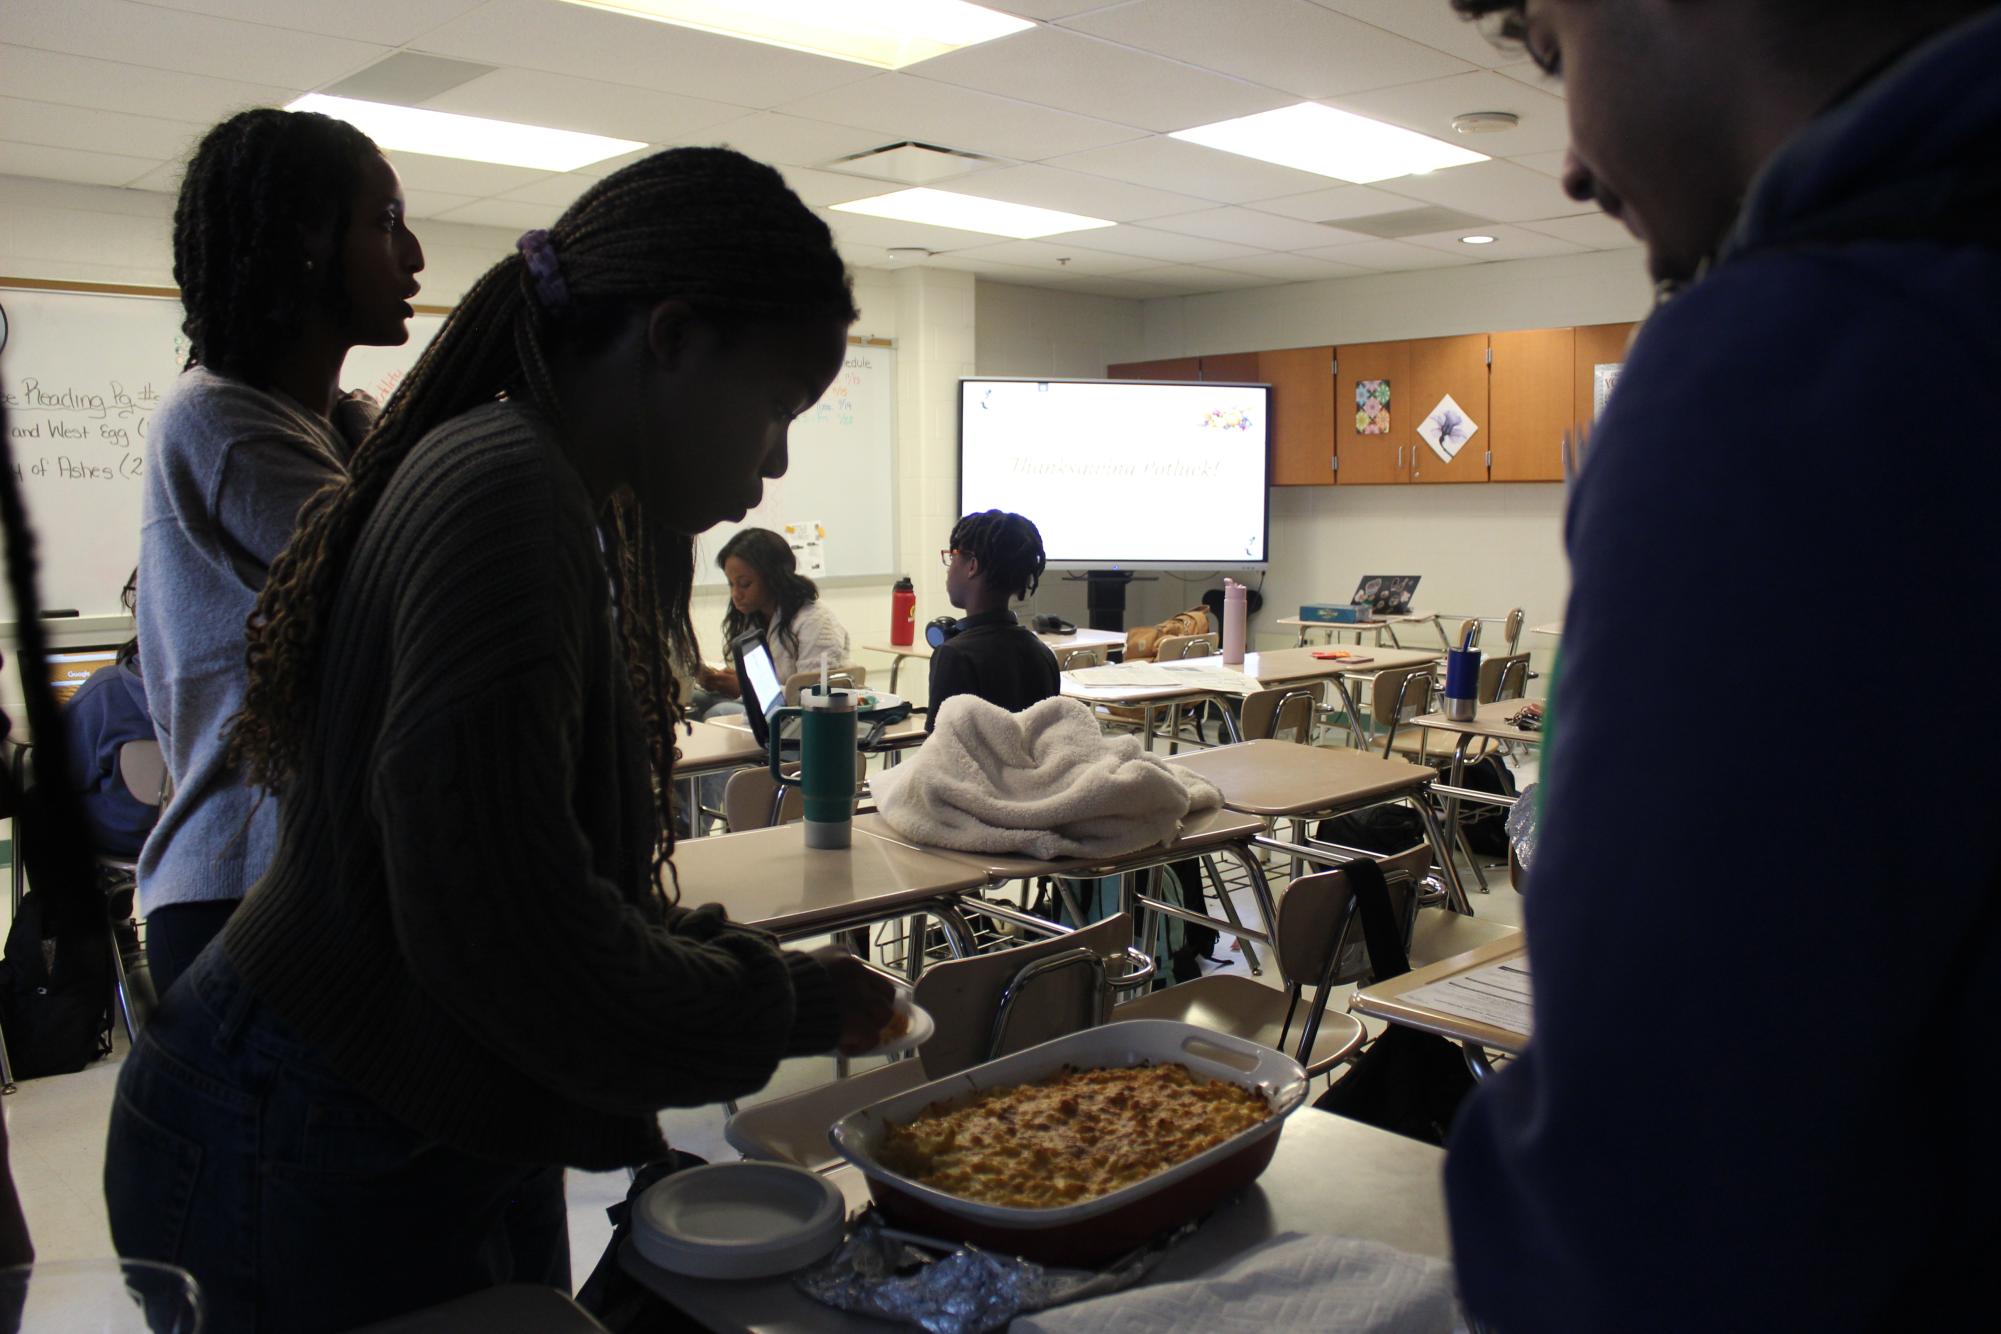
[556,0,1033,69]
[1460,234,1497,245]
[288,94,645,172]
[1172,103,1488,184]
[831,188,1113,239]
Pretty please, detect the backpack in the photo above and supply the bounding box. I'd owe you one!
[0,888,111,1078]
[1442,755,1518,857]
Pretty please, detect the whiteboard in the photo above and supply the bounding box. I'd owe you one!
[0,283,442,621]
[691,343,897,585]
[0,284,896,618]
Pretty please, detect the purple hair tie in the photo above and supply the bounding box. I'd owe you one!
[517,228,570,311]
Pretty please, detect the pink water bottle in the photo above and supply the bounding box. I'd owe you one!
[1222,578,1247,664]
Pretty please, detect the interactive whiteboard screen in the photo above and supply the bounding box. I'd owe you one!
[958,378,1270,570]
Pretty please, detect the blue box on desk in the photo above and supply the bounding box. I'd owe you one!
[1299,603,1369,624]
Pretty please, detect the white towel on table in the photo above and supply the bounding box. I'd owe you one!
[1013,1233,1462,1333]
[871,695,1222,860]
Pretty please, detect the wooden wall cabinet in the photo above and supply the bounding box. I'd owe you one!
[1259,346,1336,487]
[1488,327,1575,482]
[1573,321,1639,446]
[1332,340,1411,485]
[1405,334,1491,485]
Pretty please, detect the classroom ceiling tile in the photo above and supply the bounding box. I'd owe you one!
[775,166,910,208]
[1064,0,1472,99]
[0,97,209,163]
[1328,71,1572,158]
[1250,183,1419,222]
[1037,224,1265,265]
[1145,206,1372,251]
[413,0,875,108]
[1497,61,1567,96]
[909,26,1289,133]
[433,196,563,230]
[669,113,891,169]
[1398,223,1587,260]
[1509,150,1571,178]
[138,1,489,47]
[380,150,555,198]
[1202,250,1376,282]
[401,188,484,218]
[922,253,1063,282]
[1305,1,1533,70]
[126,161,185,194]
[1045,136,1336,205]
[820,209,1007,254]
[493,173,601,209]
[943,163,1213,222]
[8,0,388,90]
[1518,212,1643,250]
[0,140,162,189]
[777,74,1143,163]
[944,240,1157,275]
[423,68,745,145]
[987,1,1120,18]
[0,45,302,123]
[1373,159,1589,224]
[565,147,657,180]
[1301,238,1483,270]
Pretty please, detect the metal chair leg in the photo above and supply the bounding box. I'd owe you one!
[1199,853,1260,976]
[108,922,139,1046]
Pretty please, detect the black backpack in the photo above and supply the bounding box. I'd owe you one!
[0,887,110,1079]
[1439,754,1517,857]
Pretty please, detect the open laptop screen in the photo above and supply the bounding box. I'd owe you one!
[47,647,121,706]
[729,630,790,747]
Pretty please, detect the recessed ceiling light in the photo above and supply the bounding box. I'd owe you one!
[831,188,1113,239]
[554,0,1033,69]
[287,94,645,172]
[886,246,934,262]
[1450,111,1520,135]
[1460,234,1499,245]
[1171,103,1487,184]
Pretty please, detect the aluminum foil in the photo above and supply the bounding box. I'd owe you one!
[1505,781,1538,879]
[795,1208,1179,1334]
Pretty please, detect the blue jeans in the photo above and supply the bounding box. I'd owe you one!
[103,944,568,1333]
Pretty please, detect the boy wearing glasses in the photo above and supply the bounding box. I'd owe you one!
[928,510,1061,732]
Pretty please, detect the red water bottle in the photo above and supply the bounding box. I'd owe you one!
[889,576,916,646]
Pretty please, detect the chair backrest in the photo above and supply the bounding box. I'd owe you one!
[723,753,868,830]
[1452,617,1480,650]
[1477,653,1532,704]
[1056,647,1104,671]
[116,739,168,808]
[1238,684,1320,743]
[1502,607,1525,654]
[1370,666,1435,732]
[782,664,866,705]
[912,913,1135,1078]
[1154,633,1217,661]
[1321,842,1435,986]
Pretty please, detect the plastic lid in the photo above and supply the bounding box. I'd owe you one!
[894,575,913,588]
[630,1162,846,1279]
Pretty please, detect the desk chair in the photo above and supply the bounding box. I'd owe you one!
[96,741,166,1042]
[1238,684,1320,746]
[725,914,1148,1171]
[782,664,866,704]
[1477,653,1532,705]
[1153,633,1217,661]
[1501,607,1526,655]
[1367,665,1441,759]
[720,753,868,832]
[1055,647,1103,671]
[1115,868,1372,1077]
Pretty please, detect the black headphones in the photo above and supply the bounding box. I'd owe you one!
[924,616,961,649]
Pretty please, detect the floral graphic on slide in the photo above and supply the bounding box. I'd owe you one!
[1355,378,1390,435]
[1201,407,1254,430]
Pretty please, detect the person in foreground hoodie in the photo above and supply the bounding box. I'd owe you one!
[1439,2,2001,1329]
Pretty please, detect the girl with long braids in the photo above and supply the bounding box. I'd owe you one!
[136,108,425,995]
[103,146,894,1332]
[694,525,850,716]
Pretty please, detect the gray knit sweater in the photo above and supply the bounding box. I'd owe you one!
[225,401,840,1169]
[136,368,363,914]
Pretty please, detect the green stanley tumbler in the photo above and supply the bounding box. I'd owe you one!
[768,686,857,849]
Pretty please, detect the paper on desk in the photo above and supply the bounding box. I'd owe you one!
[1065,663,1183,687]
[1014,1233,1461,1334]
[1399,956,1533,1036]
[1154,663,1257,694]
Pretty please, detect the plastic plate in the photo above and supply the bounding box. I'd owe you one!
[628,1162,846,1280]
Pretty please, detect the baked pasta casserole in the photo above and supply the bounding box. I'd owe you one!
[875,1063,1271,1208]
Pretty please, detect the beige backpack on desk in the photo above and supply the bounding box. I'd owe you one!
[1123,606,1211,662]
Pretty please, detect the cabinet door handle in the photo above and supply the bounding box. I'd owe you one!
[1396,445,1403,469]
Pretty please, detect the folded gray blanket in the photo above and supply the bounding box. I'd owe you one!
[872,695,1222,860]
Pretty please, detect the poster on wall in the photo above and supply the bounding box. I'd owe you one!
[1417,394,1478,464]
[1355,378,1391,435]
[1593,362,1623,419]
[783,520,826,577]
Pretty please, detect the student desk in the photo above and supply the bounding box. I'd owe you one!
[670,823,991,954]
[1181,646,1445,751]
[674,719,767,777]
[1531,621,1563,637]
[1164,740,1472,914]
[1059,671,1235,752]
[861,627,1125,692]
[1351,934,1531,1078]
[1276,610,1442,648]
[619,1106,1450,1333]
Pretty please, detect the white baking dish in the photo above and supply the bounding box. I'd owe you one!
[828,1019,1309,1265]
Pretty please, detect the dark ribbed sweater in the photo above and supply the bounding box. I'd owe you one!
[226,402,840,1170]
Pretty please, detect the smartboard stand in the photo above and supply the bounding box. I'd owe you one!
[1068,571,1156,632]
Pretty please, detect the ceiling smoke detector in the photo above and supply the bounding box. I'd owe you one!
[1450,111,1521,135]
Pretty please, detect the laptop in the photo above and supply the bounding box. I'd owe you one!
[1350,575,1422,617]
[729,629,801,750]
[46,646,122,706]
